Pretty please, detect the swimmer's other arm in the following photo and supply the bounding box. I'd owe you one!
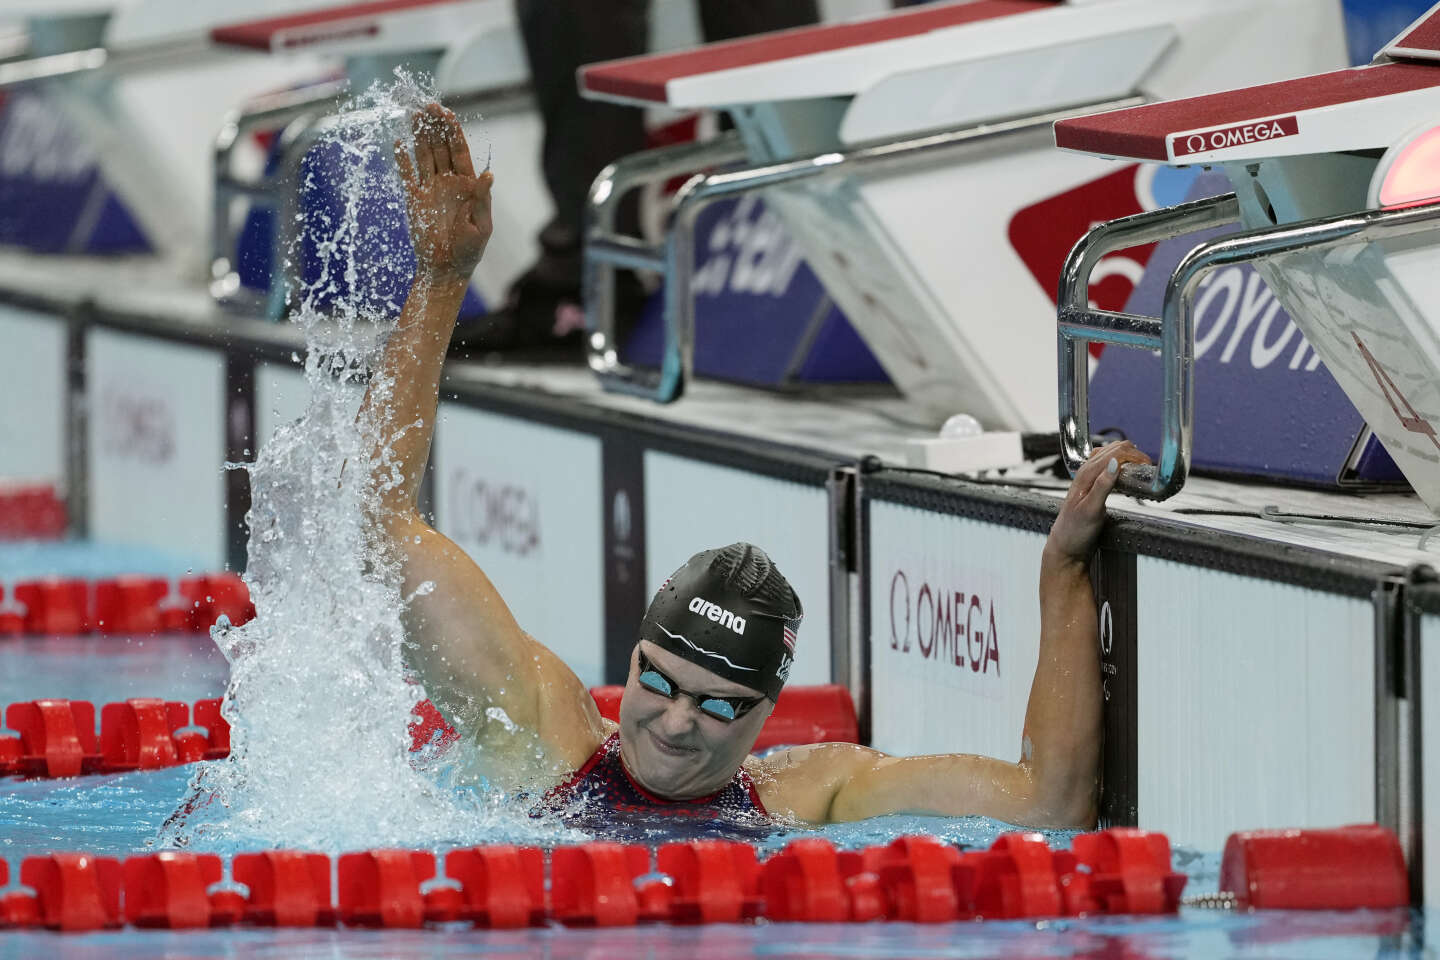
[360,105,604,775]
[756,442,1150,828]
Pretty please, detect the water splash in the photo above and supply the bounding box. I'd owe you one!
[159,71,569,853]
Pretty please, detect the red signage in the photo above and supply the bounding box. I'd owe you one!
[1171,116,1300,158]
[1008,164,1158,357]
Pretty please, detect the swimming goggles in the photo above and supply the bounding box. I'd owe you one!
[636,650,765,723]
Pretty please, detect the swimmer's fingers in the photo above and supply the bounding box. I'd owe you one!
[425,103,454,175]
[1077,442,1150,505]
[469,171,493,228]
[437,106,475,179]
[411,110,436,179]
[394,139,418,200]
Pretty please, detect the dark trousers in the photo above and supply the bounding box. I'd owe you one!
[512,0,819,289]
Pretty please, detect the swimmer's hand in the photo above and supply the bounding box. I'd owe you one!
[1044,440,1150,565]
[395,103,493,288]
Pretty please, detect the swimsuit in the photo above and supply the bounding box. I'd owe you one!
[534,732,774,841]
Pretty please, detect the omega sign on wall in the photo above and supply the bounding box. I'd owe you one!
[868,501,1045,761]
[433,404,604,685]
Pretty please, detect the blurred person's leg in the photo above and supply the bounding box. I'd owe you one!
[453,0,648,355]
[456,0,820,357]
[697,0,818,43]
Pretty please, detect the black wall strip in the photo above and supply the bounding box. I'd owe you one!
[602,434,648,684]
[224,353,256,573]
[1093,548,1138,828]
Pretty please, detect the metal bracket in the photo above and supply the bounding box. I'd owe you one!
[584,97,1145,403]
[1058,192,1440,500]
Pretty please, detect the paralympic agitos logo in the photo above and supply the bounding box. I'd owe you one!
[887,571,1000,675]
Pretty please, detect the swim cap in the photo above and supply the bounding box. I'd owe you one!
[638,543,802,702]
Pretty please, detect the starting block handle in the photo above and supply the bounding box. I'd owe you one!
[583,133,748,402]
[1057,193,1242,500]
[1058,192,1440,500]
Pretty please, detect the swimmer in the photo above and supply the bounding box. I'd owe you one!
[366,103,1151,828]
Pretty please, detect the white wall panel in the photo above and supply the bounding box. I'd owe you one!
[1137,559,1375,851]
[1424,613,1440,907]
[867,502,1044,761]
[433,405,604,685]
[644,453,830,685]
[0,305,66,484]
[86,329,225,567]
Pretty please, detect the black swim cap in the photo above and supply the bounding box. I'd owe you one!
[639,543,802,702]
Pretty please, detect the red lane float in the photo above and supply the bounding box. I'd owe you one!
[0,572,254,638]
[124,853,223,929]
[5,699,101,777]
[12,579,90,636]
[22,853,123,931]
[1220,824,1408,910]
[232,851,336,927]
[0,826,1410,934]
[0,484,66,541]
[550,843,652,926]
[445,845,546,928]
[1,698,228,778]
[337,850,437,928]
[657,840,762,924]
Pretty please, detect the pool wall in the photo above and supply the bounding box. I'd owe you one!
[0,285,1425,901]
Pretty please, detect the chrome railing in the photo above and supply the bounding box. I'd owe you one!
[584,97,1144,402]
[1057,192,1440,499]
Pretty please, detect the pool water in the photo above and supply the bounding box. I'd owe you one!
[0,539,1428,955]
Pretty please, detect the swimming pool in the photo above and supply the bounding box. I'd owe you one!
[0,539,1424,958]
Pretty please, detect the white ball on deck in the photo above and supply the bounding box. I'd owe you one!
[939,413,983,440]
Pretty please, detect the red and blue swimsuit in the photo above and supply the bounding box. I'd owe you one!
[535,733,773,840]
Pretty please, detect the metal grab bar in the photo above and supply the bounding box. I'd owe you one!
[585,97,1145,402]
[1057,192,1440,500]
[583,132,749,400]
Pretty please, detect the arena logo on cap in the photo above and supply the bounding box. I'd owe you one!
[688,596,747,635]
[1172,116,1298,158]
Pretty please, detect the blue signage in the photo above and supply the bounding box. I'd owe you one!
[1089,174,1403,488]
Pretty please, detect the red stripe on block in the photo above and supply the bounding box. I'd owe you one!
[212,0,460,49]
[1055,62,1440,161]
[581,0,1057,104]
[1393,7,1440,55]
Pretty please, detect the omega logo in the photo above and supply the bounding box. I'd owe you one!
[887,569,1000,676]
[99,384,176,465]
[448,468,540,557]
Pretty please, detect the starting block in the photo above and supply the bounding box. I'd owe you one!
[1055,3,1440,506]
[580,0,1345,426]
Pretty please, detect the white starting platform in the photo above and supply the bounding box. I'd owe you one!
[577,0,1347,427]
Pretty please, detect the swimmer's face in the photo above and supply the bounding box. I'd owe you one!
[617,640,774,800]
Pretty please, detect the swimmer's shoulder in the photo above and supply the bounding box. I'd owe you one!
[746,741,882,824]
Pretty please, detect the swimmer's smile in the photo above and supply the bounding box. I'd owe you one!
[646,728,700,758]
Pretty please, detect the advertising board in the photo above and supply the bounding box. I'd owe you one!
[86,328,226,567]
[433,404,605,685]
[0,305,66,484]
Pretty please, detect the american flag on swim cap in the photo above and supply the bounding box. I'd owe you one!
[782,617,800,653]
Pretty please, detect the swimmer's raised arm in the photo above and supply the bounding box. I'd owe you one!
[361,104,605,780]
[757,441,1149,827]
